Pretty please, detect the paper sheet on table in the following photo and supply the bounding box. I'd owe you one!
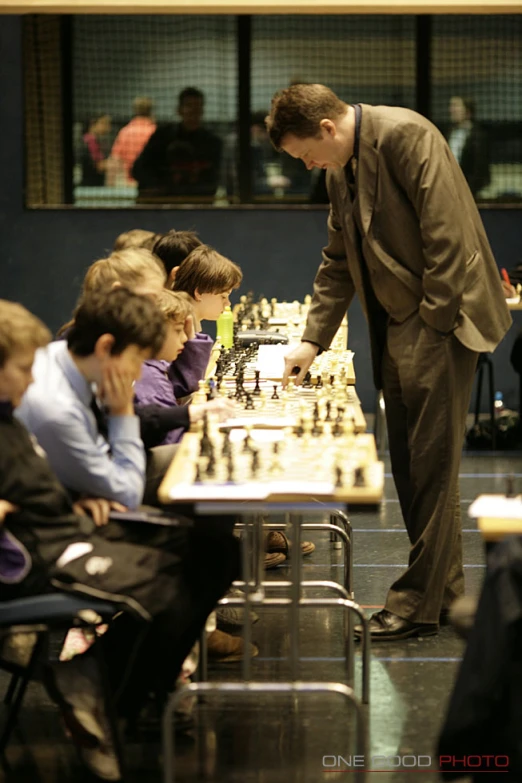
[170,482,269,501]
[169,479,335,501]
[506,296,520,306]
[255,344,354,380]
[468,494,522,520]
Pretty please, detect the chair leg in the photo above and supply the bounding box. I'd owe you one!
[3,674,20,706]
[0,634,47,753]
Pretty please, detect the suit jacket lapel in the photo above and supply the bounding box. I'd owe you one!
[357,105,379,235]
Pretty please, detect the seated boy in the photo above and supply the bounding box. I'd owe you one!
[134,290,235,445]
[17,287,166,509]
[172,244,242,331]
[0,299,240,780]
[152,229,202,288]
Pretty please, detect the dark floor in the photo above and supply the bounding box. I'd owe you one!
[2,452,520,783]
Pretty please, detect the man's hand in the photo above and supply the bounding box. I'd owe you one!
[0,500,19,525]
[100,364,135,417]
[72,498,127,527]
[189,398,236,423]
[184,314,196,341]
[282,342,319,387]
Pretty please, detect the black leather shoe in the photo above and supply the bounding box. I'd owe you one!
[354,609,438,641]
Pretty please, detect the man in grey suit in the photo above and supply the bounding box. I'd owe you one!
[266,83,511,640]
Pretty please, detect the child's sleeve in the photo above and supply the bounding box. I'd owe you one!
[169,333,214,398]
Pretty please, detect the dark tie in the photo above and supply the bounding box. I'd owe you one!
[90,395,109,441]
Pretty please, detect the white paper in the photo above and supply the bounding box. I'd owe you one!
[468,494,522,520]
[170,482,269,501]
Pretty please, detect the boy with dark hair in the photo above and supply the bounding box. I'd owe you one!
[18,288,166,509]
[173,245,242,331]
[152,229,202,287]
[0,298,240,780]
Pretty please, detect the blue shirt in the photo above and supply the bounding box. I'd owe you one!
[16,341,145,509]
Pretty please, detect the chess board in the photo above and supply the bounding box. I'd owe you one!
[213,378,366,433]
[158,426,383,505]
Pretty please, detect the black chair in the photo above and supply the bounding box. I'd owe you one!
[0,593,125,774]
[473,353,496,450]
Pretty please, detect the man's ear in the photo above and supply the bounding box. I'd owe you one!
[94,333,115,359]
[110,281,122,290]
[194,288,202,302]
[320,118,336,137]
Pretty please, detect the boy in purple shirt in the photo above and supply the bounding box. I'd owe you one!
[134,290,234,444]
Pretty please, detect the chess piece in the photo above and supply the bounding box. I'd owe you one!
[253,370,261,396]
[193,379,208,405]
[334,463,343,489]
[354,466,366,488]
[325,400,332,422]
[245,393,255,410]
[226,453,235,482]
[271,385,279,400]
[251,448,260,477]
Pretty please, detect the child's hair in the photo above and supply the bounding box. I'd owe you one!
[113,229,160,251]
[82,248,167,296]
[152,230,202,276]
[57,248,166,338]
[172,245,242,298]
[67,288,166,358]
[0,300,51,367]
[155,290,194,324]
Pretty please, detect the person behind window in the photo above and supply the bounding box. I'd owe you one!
[110,97,156,185]
[219,111,288,201]
[80,113,112,187]
[447,96,490,199]
[132,87,222,201]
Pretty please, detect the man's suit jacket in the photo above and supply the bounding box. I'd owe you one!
[302,105,511,389]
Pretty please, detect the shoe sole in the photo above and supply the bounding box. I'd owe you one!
[354,626,439,641]
[209,643,260,663]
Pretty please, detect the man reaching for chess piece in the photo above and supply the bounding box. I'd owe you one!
[269,84,510,641]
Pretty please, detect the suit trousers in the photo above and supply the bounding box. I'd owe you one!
[381,312,479,624]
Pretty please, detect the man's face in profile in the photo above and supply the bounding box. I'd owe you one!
[179,97,204,131]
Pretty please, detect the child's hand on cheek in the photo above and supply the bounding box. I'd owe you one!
[184,314,196,341]
[100,364,135,417]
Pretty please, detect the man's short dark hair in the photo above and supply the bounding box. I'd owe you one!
[153,230,202,275]
[266,84,347,150]
[178,87,204,108]
[67,288,166,357]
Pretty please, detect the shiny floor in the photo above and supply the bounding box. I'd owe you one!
[2,452,519,783]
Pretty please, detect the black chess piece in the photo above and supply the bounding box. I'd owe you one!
[227,453,235,482]
[253,370,261,396]
[245,393,255,410]
[334,465,343,488]
[194,461,203,484]
[206,453,216,478]
[222,434,231,459]
[251,449,260,476]
[316,375,323,388]
[242,432,253,453]
[336,406,345,422]
[354,466,366,487]
[313,402,319,421]
[330,374,335,386]
[303,371,312,388]
[325,401,332,422]
[271,385,279,400]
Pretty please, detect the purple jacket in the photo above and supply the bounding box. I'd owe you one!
[134,333,213,445]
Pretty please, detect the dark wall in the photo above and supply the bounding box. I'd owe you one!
[2,16,522,413]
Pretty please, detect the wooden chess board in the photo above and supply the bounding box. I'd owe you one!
[158,427,383,505]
